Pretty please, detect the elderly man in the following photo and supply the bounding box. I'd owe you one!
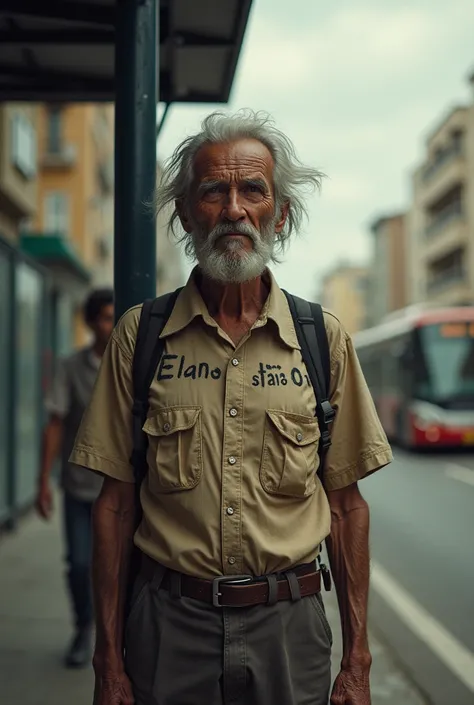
[71,110,392,705]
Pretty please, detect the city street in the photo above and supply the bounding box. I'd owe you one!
[362,448,474,705]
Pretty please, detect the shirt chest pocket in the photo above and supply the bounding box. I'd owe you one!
[260,410,321,498]
[143,406,202,493]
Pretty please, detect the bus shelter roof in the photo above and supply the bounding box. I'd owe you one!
[0,0,253,103]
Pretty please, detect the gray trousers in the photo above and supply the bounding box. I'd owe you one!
[124,565,332,705]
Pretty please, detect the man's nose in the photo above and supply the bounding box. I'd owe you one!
[222,190,246,221]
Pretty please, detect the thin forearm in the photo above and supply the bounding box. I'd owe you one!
[92,495,136,666]
[39,418,63,485]
[326,500,371,667]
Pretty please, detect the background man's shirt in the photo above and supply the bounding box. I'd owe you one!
[47,348,103,503]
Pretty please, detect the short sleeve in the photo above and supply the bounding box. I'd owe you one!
[323,330,393,492]
[45,358,70,418]
[69,331,135,483]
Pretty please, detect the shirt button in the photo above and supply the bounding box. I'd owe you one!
[163,422,171,432]
[226,507,234,516]
[296,432,303,442]
[228,556,236,565]
[229,408,238,417]
[231,358,239,366]
[228,456,237,465]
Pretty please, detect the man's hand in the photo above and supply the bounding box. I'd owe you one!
[36,481,53,520]
[330,662,371,705]
[93,668,135,705]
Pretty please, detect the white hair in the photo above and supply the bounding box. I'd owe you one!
[154,109,324,257]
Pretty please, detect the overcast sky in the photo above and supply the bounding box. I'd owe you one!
[158,0,474,300]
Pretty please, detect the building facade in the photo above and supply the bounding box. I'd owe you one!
[0,105,186,527]
[28,103,115,347]
[408,82,474,306]
[0,102,116,526]
[0,103,46,525]
[319,262,369,335]
[366,212,407,327]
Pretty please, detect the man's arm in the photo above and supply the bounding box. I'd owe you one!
[92,476,136,674]
[320,318,391,704]
[325,482,371,671]
[37,358,70,519]
[36,415,64,518]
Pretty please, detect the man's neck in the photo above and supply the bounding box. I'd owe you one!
[198,271,269,321]
[92,341,107,358]
[197,269,270,345]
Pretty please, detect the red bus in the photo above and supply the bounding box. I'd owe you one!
[353,306,474,448]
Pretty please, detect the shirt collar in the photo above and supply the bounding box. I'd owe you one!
[160,266,300,350]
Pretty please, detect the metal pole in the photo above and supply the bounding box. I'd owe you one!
[114,0,158,320]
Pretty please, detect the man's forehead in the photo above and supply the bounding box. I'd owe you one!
[192,138,274,180]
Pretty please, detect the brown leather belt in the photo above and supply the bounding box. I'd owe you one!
[140,554,321,608]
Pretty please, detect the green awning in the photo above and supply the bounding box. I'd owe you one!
[20,234,91,283]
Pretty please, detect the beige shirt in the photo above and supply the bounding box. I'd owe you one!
[70,268,392,578]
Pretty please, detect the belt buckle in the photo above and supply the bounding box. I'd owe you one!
[212,574,253,607]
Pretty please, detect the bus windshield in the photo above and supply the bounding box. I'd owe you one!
[416,323,474,406]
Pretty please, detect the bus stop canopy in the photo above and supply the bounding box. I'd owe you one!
[0,0,253,103]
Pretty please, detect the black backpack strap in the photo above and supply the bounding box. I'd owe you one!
[283,291,335,473]
[130,288,182,487]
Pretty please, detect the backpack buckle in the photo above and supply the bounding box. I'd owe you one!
[321,400,335,426]
[320,430,332,451]
[319,401,335,452]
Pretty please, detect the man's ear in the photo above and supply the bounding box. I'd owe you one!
[275,201,290,233]
[175,198,193,234]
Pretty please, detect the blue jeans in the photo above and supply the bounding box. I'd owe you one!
[63,493,94,629]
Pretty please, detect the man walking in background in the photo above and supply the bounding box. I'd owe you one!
[36,288,114,668]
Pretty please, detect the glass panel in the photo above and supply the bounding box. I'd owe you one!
[13,262,44,509]
[0,250,12,518]
[416,324,474,407]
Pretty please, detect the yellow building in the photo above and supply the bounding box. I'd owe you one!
[408,74,474,306]
[319,262,369,335]
[26,103,115,346]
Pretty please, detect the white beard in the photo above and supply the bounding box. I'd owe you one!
[191,221,276,284]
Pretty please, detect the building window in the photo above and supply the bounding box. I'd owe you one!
[427,247,465,293]
[47,107,63,154]
[10,111,37,179]
[44,192,70,237]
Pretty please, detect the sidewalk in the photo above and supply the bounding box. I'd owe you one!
[0,505,427,705]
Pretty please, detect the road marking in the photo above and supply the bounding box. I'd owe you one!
[371,561,474,692]
[445,463,474,487]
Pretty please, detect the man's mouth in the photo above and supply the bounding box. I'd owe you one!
[219,232,252,240]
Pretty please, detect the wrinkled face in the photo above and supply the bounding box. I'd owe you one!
[88,303,114,346]
[178,138,288,283]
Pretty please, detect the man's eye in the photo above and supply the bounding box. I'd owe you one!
[246,185,263,193]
